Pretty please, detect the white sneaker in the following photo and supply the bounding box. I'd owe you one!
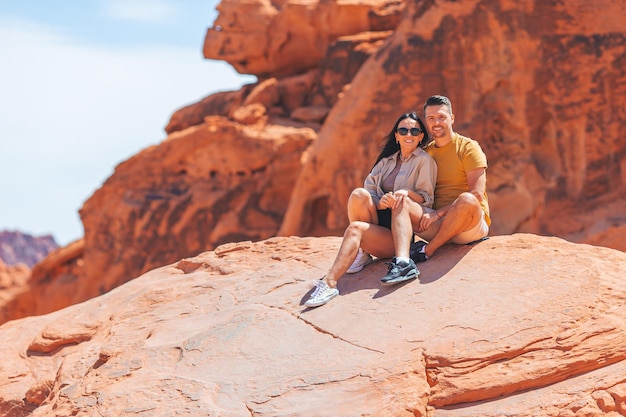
[346,248,373,274]
[304,280,339,308]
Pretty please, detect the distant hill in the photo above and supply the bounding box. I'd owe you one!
[0,230,58,267]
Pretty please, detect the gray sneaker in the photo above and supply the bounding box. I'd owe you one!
[304,280,339,307]
[410,240,428,263]
[380,257,419,286]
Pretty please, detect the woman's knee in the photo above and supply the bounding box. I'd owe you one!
[351,187,372,199]
[344,221,367,238]
[348,188,373,208]
[392,196,422,219]
[349,187,370,199]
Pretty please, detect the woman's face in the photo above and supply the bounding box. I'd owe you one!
[395,118,423,154]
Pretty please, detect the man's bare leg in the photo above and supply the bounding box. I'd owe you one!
[425,193,482,257]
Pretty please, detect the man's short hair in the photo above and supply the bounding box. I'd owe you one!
[424,95,452,115]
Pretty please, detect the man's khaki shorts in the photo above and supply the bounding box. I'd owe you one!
[417,208,489,245]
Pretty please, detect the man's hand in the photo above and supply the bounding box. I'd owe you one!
[418,211,439,232]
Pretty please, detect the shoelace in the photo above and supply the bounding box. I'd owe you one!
[385,262,398,272]
[310,280,326,298]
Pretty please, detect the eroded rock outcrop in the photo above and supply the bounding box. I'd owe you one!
[1,234,625,416]
[204,0,402,77]
[0,259,30,315]
[1,0,398,324]
[0,239,84,323]
[276,0,626,248]
[76,118,315,301]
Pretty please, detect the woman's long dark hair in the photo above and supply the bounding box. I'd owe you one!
[372,112,430,169]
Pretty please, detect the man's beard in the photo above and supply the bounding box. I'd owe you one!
[430,128,447,138]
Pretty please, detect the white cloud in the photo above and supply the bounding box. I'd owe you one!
[102,0,181,23]
[0,17,255,245]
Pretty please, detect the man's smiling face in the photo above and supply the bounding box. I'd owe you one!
[425,104,454,140]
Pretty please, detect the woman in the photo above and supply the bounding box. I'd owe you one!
[305,112,437,307]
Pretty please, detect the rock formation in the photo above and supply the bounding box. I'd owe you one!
[0,258,30,315]
[2,0,625,325]
[0,240,85,323]
[1,234,625,416]
[204,0,403,77]
[276,0,626,246]
[0,231,58,268]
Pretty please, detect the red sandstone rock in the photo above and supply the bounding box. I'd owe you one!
[0,259,30,315]
[277,0,626,253]
[0,234,625,416]
[0,239,84,323]
[0,16,392,324]
[74,117,315,311]
[164,87,252,134]
[4,0,626,333]
[204,0,402,77]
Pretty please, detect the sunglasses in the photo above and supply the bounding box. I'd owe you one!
[397,127,422,136]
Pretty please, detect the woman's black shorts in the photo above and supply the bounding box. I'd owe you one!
[377,208,392,230]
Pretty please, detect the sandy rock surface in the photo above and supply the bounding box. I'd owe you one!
[1,234,625,416]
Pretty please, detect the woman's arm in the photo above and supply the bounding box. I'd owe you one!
[408,156,437,207]
[364,160,387,209]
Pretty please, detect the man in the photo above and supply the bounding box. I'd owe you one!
[380,95,490,285]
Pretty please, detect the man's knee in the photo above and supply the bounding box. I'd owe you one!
[455,192,481,211]
[450,193,483,230]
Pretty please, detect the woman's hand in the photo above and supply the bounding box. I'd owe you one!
[380,190,411,210]
[391,190,410,209]
[379,192,395,209]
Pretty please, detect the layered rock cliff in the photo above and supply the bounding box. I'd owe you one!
[1,235,625,416]
[2,0,625,323]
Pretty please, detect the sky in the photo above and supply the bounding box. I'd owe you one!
[0,0,256,246]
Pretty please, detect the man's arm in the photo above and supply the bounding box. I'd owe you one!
[466,167,486,203]
[433,167,486,218]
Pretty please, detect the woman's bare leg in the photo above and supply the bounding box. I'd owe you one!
[323,221,395,288]
[391,197,426,258]
[347,188,378,223]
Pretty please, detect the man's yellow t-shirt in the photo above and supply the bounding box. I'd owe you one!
[425,133,491,226]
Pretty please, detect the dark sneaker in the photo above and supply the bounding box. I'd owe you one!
[410,240,428,263]
[380,258,419,286]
